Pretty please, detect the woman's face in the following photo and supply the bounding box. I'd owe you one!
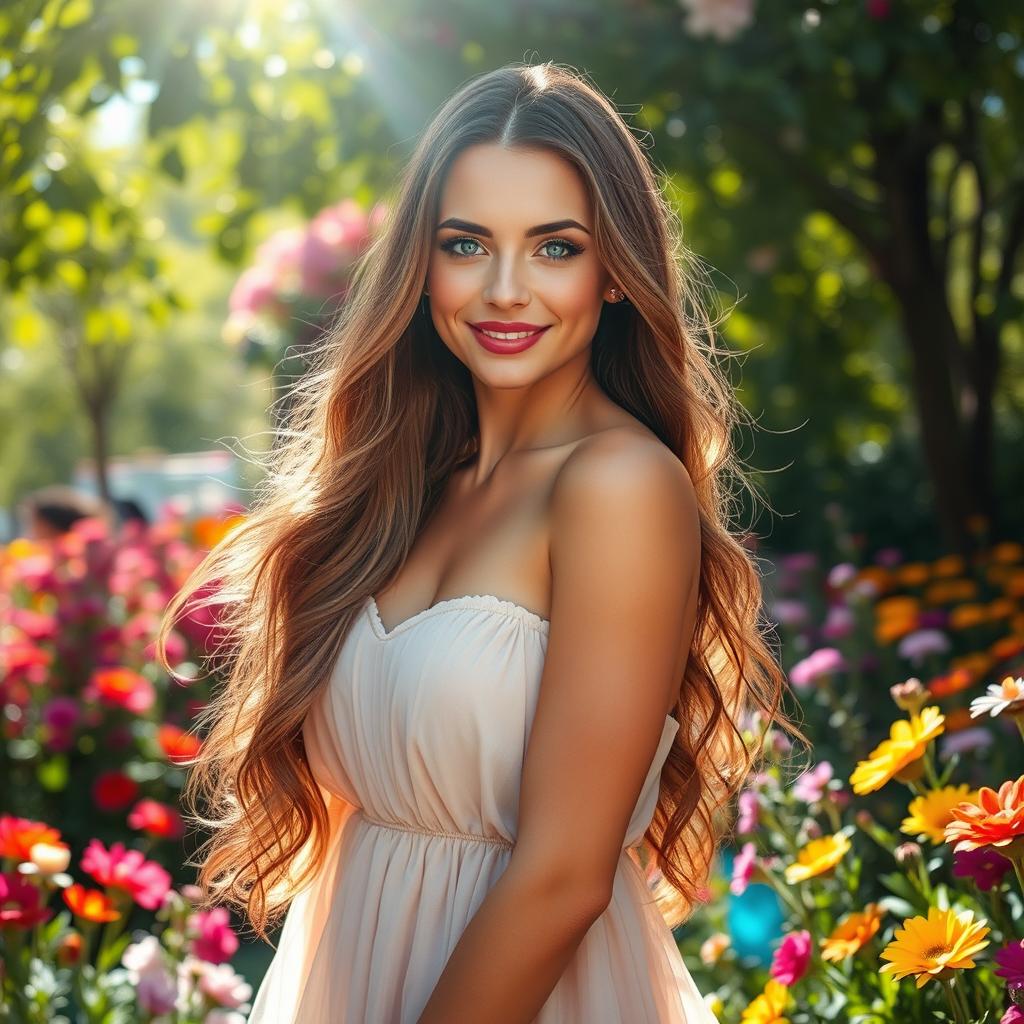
[426,143,616,385]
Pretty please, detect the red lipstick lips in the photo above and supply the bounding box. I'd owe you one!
[468,321,551,355]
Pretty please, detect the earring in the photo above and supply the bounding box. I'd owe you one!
[608,287,626,303]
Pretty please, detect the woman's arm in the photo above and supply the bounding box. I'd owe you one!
[416,432,702,1024]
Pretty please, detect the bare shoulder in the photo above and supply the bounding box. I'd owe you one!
[550,425,700,545]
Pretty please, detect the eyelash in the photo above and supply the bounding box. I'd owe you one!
[439,236,585,262]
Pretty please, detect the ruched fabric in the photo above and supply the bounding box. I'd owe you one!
[247,595,716,1023]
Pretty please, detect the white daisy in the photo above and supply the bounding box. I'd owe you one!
[969,675,1024,718]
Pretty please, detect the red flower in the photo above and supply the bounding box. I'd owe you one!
[128,799,185,841]
[0,871,53,928]
[79,839,172,911]
[157,724,202,764]
[92,771,140,813]
[63,884,121,923]
[88,667,156,715]
[0,815,64,862]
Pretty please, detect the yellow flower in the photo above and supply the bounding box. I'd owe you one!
[784,832,851,883]
[820,903,883,962]
[849,706,945,795]
[741,979,791,1023]
[901,785,981,844]
[879,906,990,989]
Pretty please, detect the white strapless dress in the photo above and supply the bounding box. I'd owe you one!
[247,594,716,1023]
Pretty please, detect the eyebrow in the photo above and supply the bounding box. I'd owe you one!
[436,217,591,238]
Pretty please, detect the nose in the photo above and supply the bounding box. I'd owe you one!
[481,254,530,308]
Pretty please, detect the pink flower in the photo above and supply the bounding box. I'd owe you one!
[953,847,1014,892]
[826,563,857,589]
[995,940,1024,987]
[793,762,834,804]
[122,935,177,1014]
[138,970,177,1015]
[1002,1007,1024,1024]
[736,791,760,835]
[771,929,812,985]
[789,647,846,689]
[127,799,185,841]
[821,604,855,640]
[771,600,809,628]
[196,961,252,1008]
[228,264,279,317]
[770,929,811,983]
[730,842,757,896]
[80,840,172,910]
[0,871,53,928]
[190,907,240,964]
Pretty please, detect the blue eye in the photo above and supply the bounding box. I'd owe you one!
[540,239,583,261]
[440,237,484,258]
[439,236,585,261]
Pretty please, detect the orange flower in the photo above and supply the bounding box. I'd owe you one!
[943,707,974,732]
[820,903,883,962]
[0,815,64,862]
[927,668,975,699]
[944,774,1024,856]
[931,556,966,578]
[63,883,121,923]
[157,724,202,764]
[895,564,931,587]
[948,604,988,630]
[990,635,1024,661]
[925,579,979,604]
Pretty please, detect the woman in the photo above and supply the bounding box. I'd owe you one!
[159,61,804,1023]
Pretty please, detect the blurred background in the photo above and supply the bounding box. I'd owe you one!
[2,2,1023,1021]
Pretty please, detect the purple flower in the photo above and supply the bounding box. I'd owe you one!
[953,847,1013,895]
[789,647,847,689]
[779,552,818,574]
[939,727,994,761]
[793,761,834,804]
[42,697,80,731]
[897,629,951,665]
[995,940,1024,987]
[874,547,903,567]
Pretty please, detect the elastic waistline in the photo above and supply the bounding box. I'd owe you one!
[357,809,514,850]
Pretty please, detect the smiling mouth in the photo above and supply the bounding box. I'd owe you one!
[472,326,550,340]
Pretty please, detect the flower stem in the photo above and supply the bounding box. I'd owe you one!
[940,977,966,1024]
[1011,856,1024,899]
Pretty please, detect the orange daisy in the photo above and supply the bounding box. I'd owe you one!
[63,884,121,923]
[944,774,1024,858]
[820,903,883,962]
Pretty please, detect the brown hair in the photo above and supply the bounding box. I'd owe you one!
[157,60,807,941]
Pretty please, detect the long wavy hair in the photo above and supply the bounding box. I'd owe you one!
[157,60,808,942]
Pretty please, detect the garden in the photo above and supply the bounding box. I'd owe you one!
[2,1,1023,1022]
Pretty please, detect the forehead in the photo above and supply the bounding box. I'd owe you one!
[438,143,591,225]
